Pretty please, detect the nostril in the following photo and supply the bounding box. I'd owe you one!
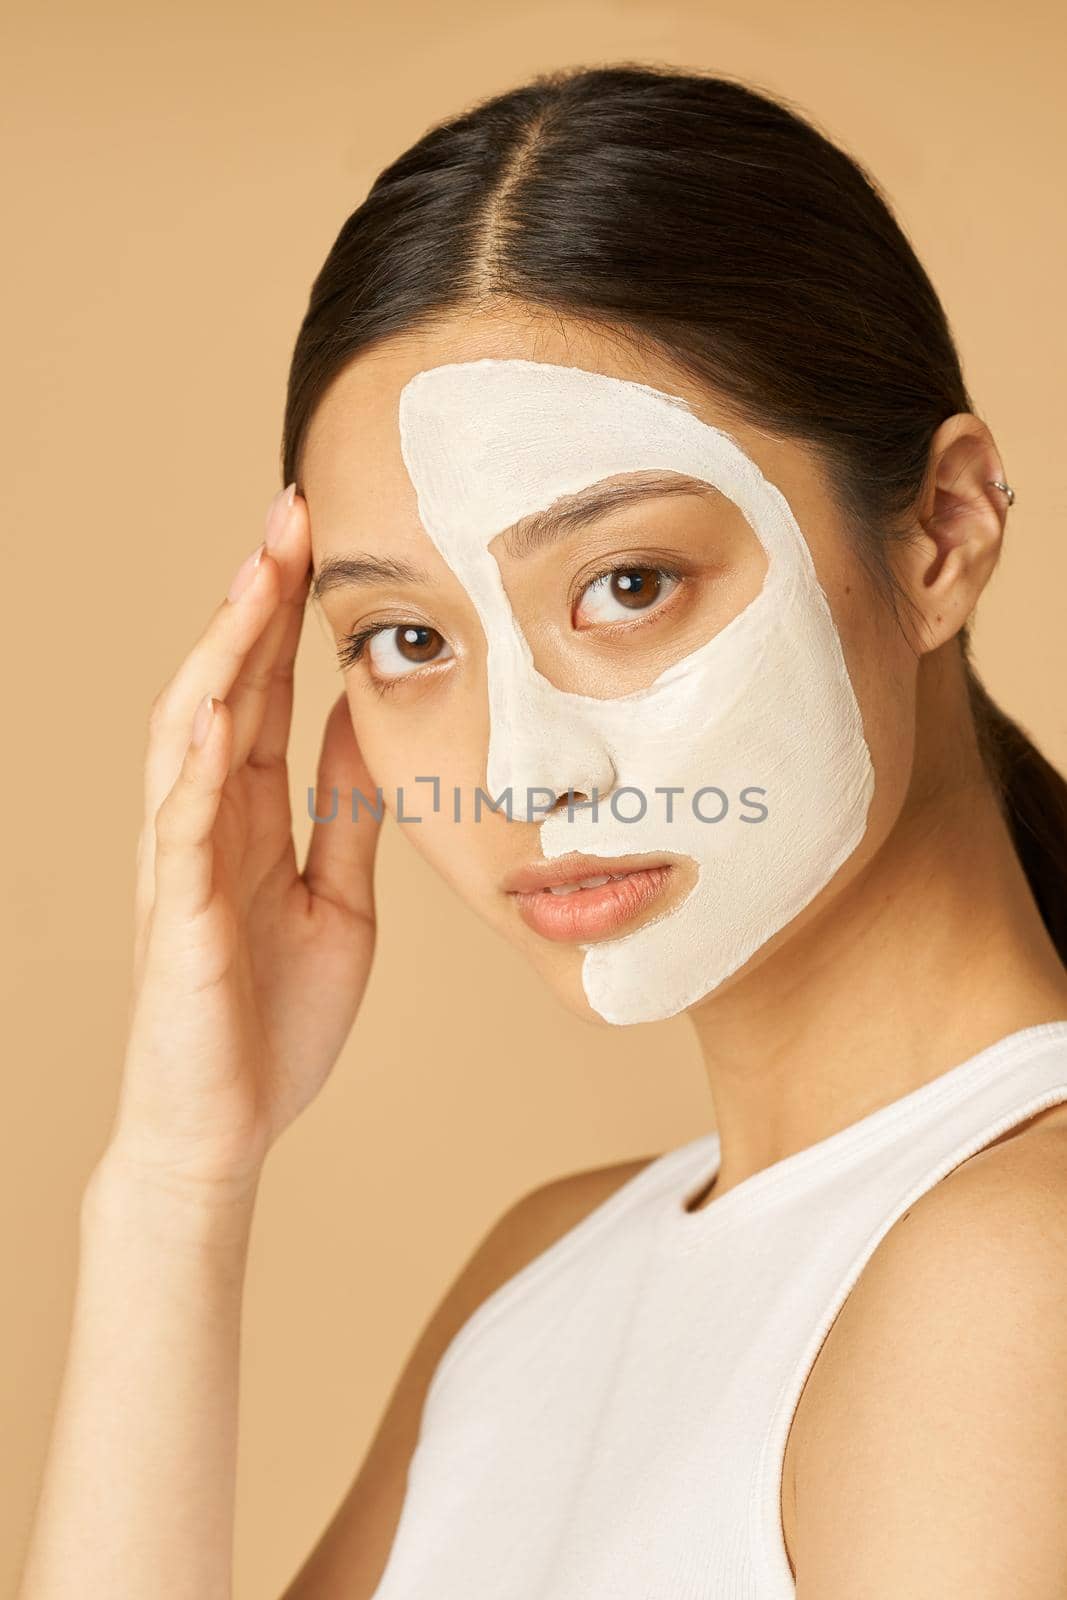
[485,716,617,816]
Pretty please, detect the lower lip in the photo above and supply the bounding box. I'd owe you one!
[509,865,675,943]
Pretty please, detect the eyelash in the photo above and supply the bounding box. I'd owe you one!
[336,561,687,692]
[335,623,414,696]
[575,559,684,628]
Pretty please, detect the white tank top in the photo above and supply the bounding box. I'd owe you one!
[371,1021,1067,1598]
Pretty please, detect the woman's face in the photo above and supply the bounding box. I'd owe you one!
[301,309,916,1026]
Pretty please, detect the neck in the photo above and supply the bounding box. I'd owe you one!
[686,733,1067,1204]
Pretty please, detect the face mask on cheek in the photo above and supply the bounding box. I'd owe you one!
[398,358,875,1025]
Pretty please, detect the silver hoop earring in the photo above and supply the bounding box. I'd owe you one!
[987,478,1016,506]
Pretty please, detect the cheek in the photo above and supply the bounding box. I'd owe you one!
[342,685,502,850]
[834,590,919,844]
[386,799,515,935]
[343,686,473,784]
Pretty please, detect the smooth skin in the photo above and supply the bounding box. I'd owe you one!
[17,303,1067,1599]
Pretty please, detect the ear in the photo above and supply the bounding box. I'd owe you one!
[894,413,1011,655]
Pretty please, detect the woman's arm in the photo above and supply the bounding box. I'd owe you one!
[17,485,384,1596]
[18,1151,259,1598]
[18,1141,652,1599]
[789,1117,1067,1598]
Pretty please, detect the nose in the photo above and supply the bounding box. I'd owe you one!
[485,671,616,824]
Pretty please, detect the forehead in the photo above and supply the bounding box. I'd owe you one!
[299,309,832,568]
[397,358,799,585]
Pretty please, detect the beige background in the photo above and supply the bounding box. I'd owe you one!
[3,0,1064,1593]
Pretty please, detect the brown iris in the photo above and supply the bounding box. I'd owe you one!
[394,624,444,662]
[609,567,663,609]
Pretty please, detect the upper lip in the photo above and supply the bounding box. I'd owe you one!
[502,851,676,895]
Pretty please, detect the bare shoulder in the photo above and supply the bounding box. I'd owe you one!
[278,1151,659,1599]
[788,1102,1067,1598]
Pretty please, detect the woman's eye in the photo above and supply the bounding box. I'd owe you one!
[340,617,454,681]
[575,566,681,627]
[364,623,453,680]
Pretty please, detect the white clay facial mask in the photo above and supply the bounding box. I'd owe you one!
[397,358,875,1025]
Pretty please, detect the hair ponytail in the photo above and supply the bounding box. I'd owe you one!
[965,659,1067,964]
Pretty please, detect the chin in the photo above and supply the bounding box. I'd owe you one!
[521,950,615,1027]
[526,956,658,1029]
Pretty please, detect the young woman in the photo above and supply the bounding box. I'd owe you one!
[18,63,1067,1600]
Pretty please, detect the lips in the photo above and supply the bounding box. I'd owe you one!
[541,871,631,896]
[502,851,675,894]
[504,853,677,943]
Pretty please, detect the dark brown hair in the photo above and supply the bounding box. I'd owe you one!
[281,62,1067,961]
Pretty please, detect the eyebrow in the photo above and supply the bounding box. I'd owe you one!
[499,472,716,559]
[309,472,714,602]
[309,552,429,605]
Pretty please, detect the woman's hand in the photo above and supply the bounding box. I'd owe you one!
[102,485,380,1203]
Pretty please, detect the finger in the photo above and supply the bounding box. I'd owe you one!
[136,550,274,954]
[138,492,310,946]
[302,693,383,924]
[142,550,278,825]
[235,563,312,773]
[151,692,233,928]
[141,486,304,821]
[132,818,156,995]
[223,499,314,773]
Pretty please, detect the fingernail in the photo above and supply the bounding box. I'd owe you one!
[265,482,297,550]
[191,693,216,747]
[227,541,265,603]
